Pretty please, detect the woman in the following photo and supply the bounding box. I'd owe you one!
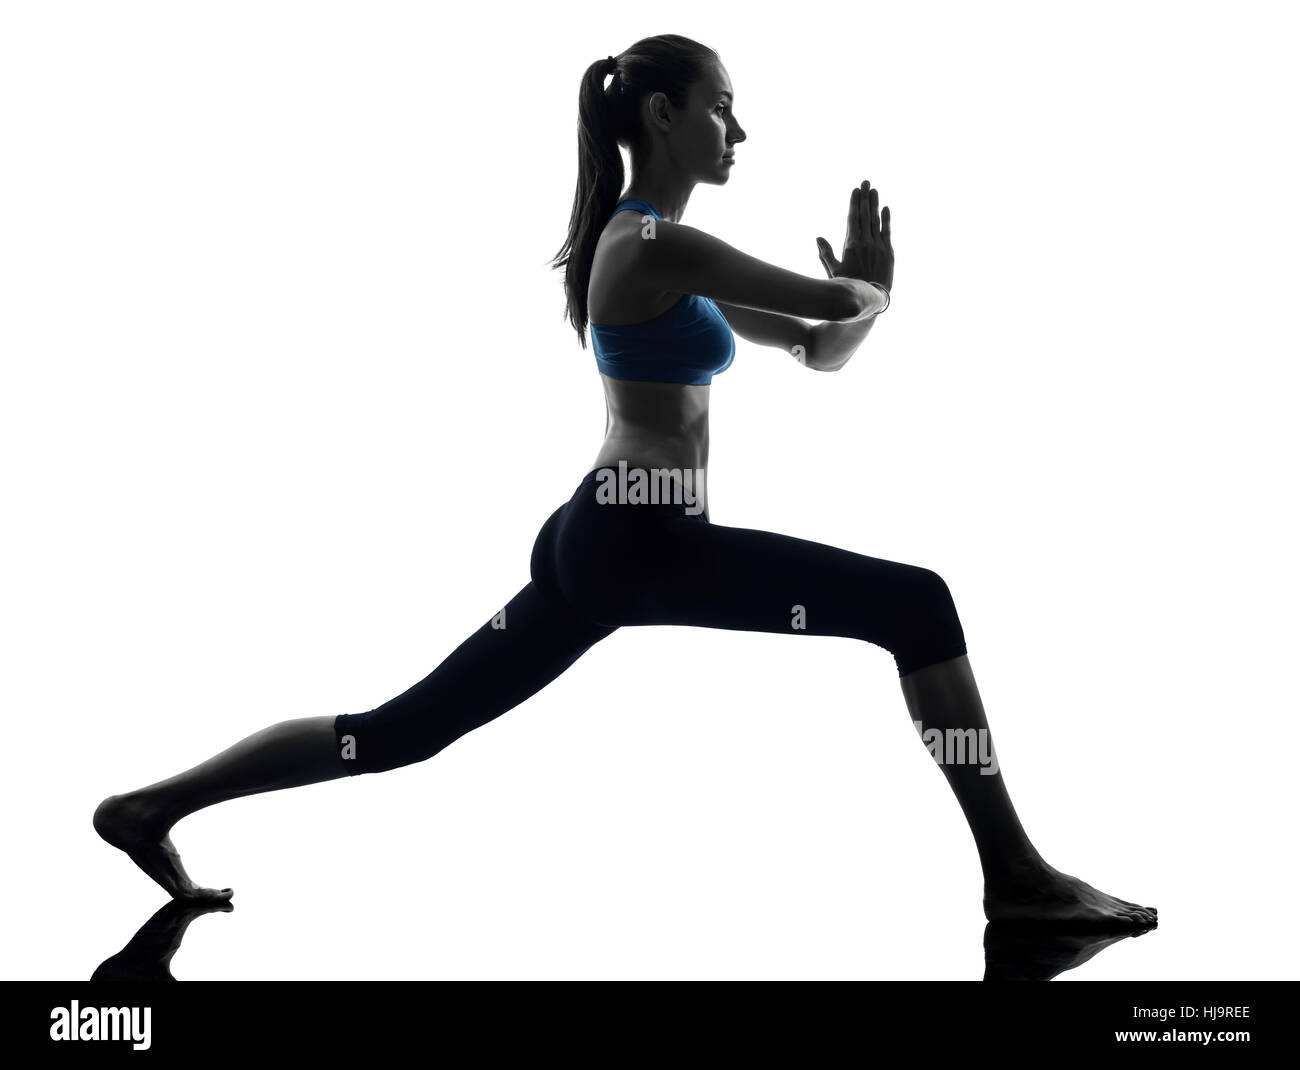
[95,34,1155,930]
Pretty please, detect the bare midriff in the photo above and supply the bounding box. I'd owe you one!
[588,373,711,519]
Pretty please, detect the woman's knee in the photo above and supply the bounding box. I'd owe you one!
[888,566,968,677]
[334,702,454,776]
[915,566,960,618]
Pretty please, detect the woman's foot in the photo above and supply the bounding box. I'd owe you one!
[93,793,233,902]
[984,857,1156,928]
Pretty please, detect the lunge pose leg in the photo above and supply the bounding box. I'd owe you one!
[94,573,617,899]
[526,467,1157,928]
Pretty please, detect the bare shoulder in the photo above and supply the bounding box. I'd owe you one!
[590,211,674,321]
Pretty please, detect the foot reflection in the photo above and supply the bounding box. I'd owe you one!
[984,918,1157,981]
[93,901,1155,980]
[91,899,234,981]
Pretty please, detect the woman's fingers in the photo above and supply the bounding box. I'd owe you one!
[839,180,888,274]
[857,180,879,241]
[815,236,840,278]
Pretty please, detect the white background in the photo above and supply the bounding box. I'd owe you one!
[3,0,1296,979]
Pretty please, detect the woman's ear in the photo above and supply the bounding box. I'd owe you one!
[643,90,673,134]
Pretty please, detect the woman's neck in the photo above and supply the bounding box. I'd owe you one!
[621,181,694,223]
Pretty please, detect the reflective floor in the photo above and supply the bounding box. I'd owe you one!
[86,899,1162,982]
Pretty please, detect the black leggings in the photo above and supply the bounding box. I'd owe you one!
[334,466,967,776]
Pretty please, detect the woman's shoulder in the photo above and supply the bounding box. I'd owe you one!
[590,214,678,324]
[592,210,657,283]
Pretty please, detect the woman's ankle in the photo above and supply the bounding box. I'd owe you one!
[981,846,1049,889]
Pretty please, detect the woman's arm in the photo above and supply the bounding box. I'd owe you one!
[630,178,893,348]
[713,302,812,354]
[715,295,884,372]
[625,219,877,322]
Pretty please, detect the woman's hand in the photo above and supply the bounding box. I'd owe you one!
[816,180,893,293]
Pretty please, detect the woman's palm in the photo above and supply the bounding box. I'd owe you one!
[816,179,893,292]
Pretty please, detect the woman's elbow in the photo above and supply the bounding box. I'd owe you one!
[827,278,868,320]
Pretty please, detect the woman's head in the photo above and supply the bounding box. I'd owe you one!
[552,34,745,346]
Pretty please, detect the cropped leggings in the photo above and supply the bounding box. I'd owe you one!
[334,467,967,776]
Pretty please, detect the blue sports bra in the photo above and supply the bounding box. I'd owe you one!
[589,198,736,386]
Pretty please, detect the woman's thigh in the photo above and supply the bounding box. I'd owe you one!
[556,506,967,677]
[335,578,618,775]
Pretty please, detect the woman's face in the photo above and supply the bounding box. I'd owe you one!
[665,60,746,184]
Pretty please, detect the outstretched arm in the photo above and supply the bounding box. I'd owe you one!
[712,300,878,373]
[713,301,812,357]
[624,204,879,323]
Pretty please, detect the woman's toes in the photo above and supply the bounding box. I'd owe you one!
[181,887,229,902]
